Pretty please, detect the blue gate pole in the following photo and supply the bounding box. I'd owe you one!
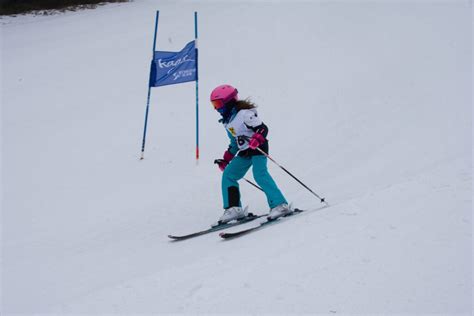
[140,11,160,160]
[194,11,200,161]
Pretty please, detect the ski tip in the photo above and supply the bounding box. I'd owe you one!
[168,235,186,240]
[219,232,235,239]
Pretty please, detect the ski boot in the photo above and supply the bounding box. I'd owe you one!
[218,206,248,224]
[267,203,293,221]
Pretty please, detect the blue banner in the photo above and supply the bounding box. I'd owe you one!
[149,40,197,87]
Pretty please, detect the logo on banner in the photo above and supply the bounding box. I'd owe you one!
[158,55,195,72]
[149,40,197,87]
[157,55,196,81]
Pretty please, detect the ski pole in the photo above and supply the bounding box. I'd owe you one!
[243,178,264,192]
[254,146,327,205]
[213,159,264,192]
[233,149,264,192]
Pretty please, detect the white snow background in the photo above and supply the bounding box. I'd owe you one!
[1,0,472,315]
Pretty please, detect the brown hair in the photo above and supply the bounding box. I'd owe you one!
[235,98,257,110]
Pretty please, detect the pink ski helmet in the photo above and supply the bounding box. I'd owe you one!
[210,84,238,110]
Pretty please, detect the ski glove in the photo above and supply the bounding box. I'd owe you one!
[249,133,266,150]
[214,150,235,171]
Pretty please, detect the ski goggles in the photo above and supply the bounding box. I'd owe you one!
[211,99,225,110]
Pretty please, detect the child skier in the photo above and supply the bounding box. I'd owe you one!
[211,84,293,224]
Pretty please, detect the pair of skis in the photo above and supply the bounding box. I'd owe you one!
[169,139,327,241]
[168,142,327,241]
[168,208,307,241]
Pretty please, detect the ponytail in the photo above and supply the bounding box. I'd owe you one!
[235,98,257,110]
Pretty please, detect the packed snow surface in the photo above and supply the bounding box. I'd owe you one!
[2,0,472,315]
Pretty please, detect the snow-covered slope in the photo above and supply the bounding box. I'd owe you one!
[2,0,472,314]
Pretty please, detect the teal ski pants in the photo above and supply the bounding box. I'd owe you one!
[222,155,287,209]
